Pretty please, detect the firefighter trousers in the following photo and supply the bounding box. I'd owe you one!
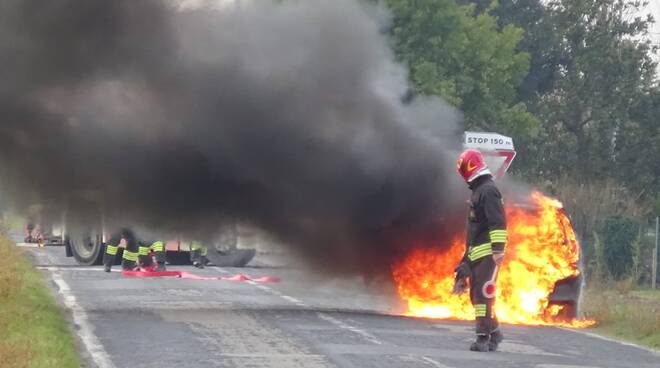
[138,240,166,268]
[190,241,208,265]
[102,229,165,270]
[103,229,140,270]
[469,255,500,336]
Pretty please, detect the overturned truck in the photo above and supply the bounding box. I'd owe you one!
[55,193,255,267]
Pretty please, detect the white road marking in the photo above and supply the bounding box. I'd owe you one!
[281,295,306,305]
[15,242,43,248]
[138,301,233,309]
[213,266,385,345]
[316,312,384,345]
[213,268,309,307]
[497,341,563,356]
[220,353,327,358]
[51,271,116,368]
[213,268,231,275]
[37,266,120,272]
[535,365,603,368]
[419,356,454,368]
[33,250,117,368]
[559,327,660,356]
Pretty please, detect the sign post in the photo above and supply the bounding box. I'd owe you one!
[653,217,658,290]
[463,132,516,179]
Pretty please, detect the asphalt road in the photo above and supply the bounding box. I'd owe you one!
[19,244,660,368]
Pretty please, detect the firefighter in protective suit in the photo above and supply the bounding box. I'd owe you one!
[103,228,167,272]
[454,149,507,352]
[190,240,209,269]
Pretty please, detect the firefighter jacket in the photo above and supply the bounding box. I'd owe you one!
[464,175,507,262]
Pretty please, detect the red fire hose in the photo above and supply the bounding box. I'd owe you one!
[121,270,280,283]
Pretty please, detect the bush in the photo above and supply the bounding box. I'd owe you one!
[0,237,80,367]
[600,216,637,280]
[540,178,651,282]
[582,288,660,349]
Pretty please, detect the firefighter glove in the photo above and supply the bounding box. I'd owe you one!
[454,261,470,280]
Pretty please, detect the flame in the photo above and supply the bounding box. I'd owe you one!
[392,192,595,328]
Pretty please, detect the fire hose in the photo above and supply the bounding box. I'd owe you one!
[122,270,280,283]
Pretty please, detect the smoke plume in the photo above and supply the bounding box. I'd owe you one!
[0,0,467,275]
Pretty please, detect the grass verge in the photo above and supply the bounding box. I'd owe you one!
[582,286,660,350]
[0,236,81,368]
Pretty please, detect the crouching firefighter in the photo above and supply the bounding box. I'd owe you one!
[190,241,209,269]
[454,149,507,352]
[103,228,167,272]
[138,240,167,272]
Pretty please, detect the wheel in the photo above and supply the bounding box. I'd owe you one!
[68,228,104,265]
[205,248,256,267]
[214,223,238,252]
[165,250,192,265]
[546,301,578,321]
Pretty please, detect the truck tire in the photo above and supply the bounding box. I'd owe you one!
[205,248,256,267]
[547,300,578,321]
[165,250,192,265]
[68,229,104,266]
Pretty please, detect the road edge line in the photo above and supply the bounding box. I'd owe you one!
[559,327,660,356]
[50,271,117,368]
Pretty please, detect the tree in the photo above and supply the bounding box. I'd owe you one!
[458,0,564,102]
[600,216,637,279]
[615,87,660,198]
[385,0,538,138]
[527,0,658,180]
[456,1,658,185]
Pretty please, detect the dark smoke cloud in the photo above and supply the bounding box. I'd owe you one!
[0,0,467,276]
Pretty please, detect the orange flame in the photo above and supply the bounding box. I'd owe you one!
[392,192,595,328]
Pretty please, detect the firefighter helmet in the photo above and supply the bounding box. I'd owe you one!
[456,149,491,183]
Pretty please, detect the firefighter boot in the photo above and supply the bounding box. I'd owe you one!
[488,330,503,352]
[191,250,203,268]
[469,335,490,352]
[103,253,114,272]
[153,251,167,271]
[191,247,204,269]
[103,244,120,272]
[102,253,114,273]
[121,259,139,271]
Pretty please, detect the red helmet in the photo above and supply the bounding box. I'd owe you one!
[456,149,491,183]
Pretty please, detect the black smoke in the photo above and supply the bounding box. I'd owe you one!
[0,0,467,276]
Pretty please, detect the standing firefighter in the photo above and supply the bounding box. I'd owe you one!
[454,149,507,352]
[103,228,167,272]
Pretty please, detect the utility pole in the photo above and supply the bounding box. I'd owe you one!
[653,216,658,290]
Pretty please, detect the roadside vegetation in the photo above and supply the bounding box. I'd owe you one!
[0,235,80,368]
[582,284,660,350]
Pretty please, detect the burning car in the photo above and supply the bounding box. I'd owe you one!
[392,132,588,326]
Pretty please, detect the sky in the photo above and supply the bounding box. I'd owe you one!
[645,1,660,38]
[643,1,660,73]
